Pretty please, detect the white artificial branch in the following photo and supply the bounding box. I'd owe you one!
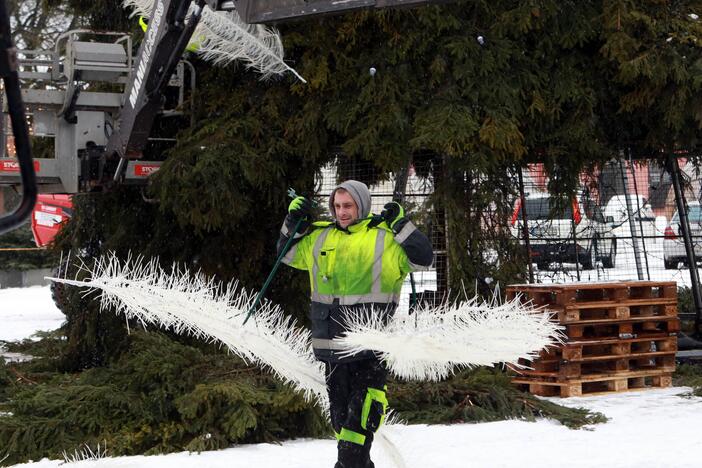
[122,0,306,82]
[48,254,562,468]
[334,296,564,381]
[48,253,327,409]
[373,411,408,468]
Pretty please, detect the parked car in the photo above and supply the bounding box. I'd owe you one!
[510,193,617,270]
[603,195,657,241]
[663,201,702,269]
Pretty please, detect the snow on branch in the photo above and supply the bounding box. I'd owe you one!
[48,253,327,408]
[335,296,564,381]
[123,0,306,82]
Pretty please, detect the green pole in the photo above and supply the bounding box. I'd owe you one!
[409,272,418,311]
[243,217,304,325]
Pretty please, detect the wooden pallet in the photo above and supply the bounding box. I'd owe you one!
[507,281,678,397]
[535,335,677,362]
[545,300,677,323]
[507,281,677,309]
[564,316,680,340]
[513,369,673,397]
[512,353,676,381]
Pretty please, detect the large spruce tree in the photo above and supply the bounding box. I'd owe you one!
[50,0,702,365]
[3,1,701,462]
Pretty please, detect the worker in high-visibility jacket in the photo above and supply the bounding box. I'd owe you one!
[278,180,433,468]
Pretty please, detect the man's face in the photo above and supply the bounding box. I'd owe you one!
[334,190,359,228]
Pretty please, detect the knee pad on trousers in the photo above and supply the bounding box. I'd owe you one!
[361,387,388,433]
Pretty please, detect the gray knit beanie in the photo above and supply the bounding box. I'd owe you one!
[328,180,371,220]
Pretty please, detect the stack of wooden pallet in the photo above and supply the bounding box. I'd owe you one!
[506,281,679,397]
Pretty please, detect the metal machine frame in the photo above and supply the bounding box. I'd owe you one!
[0,29,194,193]
[0,0,450,233]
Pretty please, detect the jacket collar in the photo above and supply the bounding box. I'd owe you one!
[333,216,391,233]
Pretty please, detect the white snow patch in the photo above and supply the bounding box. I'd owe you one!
[3,283,702,468]
[6,387,702,467]
[0,286,65,342]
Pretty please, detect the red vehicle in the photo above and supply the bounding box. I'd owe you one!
[30,194,73,247]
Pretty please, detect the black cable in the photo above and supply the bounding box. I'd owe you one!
[0,0,37,235]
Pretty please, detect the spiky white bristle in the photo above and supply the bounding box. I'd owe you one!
[49,253,327,408]
[122,0,305,82]
[374,412,408,468]
[334,297,564,381]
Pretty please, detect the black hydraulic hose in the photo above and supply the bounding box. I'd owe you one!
[0,0,36,235]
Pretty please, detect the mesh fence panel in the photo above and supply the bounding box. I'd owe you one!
[513,158,700,288]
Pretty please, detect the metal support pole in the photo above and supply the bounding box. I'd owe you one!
[571,215,581,281]
[667,153,702,336]
[628,152,650,280]
[393,155,418,310]
[517,166,534,283]
[619,157,644,280]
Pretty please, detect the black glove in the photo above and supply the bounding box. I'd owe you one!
[381,201,406,232]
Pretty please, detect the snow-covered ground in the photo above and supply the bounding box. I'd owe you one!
[4,287,702,468]
[9,387,702,468]
[0,286,65,342]
[531,237,701,287]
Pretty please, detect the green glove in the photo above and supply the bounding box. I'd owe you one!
[382,202,405,231]
[288,196,312,222]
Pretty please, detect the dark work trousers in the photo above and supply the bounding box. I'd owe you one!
[326,358,388,468]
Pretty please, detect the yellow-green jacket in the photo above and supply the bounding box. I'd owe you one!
[279,216,433,362]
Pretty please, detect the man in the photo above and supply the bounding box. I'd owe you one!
[278,180,433,468]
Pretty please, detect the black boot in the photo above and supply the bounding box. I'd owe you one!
[335,441,367,468]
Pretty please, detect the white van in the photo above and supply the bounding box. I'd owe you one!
[603,195,656,240]
[511,193,617,270]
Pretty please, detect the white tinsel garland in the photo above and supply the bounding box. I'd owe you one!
[48,254,562,468]
[49,253,327,408]
[122,0,306,82]
[335,296,563,381]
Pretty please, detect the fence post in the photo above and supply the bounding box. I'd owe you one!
[667,153,702,336]
[619,157,644,280]
[571,215,581,281]
[517,166,534,283]
[627,152,651,280]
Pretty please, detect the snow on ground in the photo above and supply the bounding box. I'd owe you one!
[0,286,65,342]
[532,237,700,287]
[3,286,702,467]
[10,387,702,468]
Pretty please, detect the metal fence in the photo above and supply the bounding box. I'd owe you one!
[316,155,702,312]
[513,157,702,288]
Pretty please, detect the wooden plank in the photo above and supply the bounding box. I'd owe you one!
[507,282,678,309]
[512,368,673,385]
[560,315,679,326]
[556,297,677,311]
[507,281,676,291]
[565,334,676,346]
[577,350,676,363]
[526,349,676,365]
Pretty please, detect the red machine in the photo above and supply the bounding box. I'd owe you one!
[30,194,73,247]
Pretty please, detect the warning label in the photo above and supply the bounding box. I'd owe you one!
[134,164,160,177]
[0,160,40,172]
